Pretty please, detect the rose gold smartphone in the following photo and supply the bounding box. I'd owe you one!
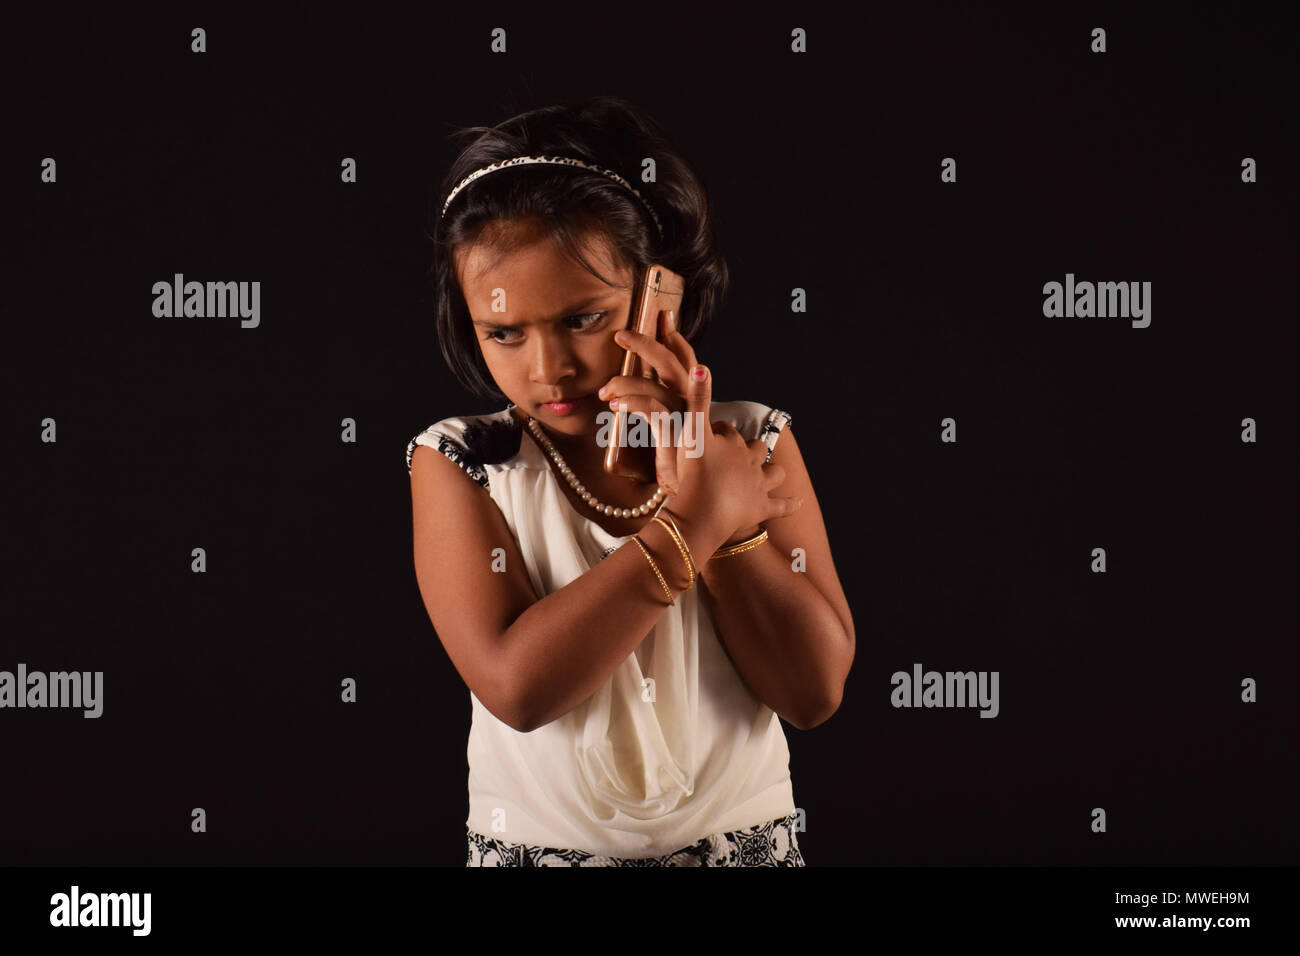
[603,264,686,481]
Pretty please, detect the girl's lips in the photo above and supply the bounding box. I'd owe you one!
[540,395,589,415]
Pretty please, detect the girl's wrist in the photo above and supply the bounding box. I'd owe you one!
[720,525,762,548]
[657,507,731,570]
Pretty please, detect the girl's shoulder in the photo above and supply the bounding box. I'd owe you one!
[405,406,522,489]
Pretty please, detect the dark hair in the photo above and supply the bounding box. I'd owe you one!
[427,95,730,399]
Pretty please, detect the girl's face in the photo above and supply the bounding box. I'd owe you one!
[455,220,634,441]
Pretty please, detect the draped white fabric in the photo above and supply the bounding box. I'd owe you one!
[409,400,795,857]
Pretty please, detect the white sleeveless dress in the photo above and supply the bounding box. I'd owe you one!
[406,399,797,859]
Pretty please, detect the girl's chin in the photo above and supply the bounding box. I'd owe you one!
[544,411,602,432]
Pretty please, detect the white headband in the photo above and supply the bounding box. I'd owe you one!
[440,154,664,238]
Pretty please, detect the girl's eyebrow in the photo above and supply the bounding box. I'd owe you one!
[470,293,610,329]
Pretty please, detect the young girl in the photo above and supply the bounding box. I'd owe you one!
[407,96,855,866]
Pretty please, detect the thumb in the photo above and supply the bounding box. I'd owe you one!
[684,364,711,454]
[771,495,805,520]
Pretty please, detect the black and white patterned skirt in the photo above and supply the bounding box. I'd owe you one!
[466,812,805,867]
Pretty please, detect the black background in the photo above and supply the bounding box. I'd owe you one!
[3,2,1296,866]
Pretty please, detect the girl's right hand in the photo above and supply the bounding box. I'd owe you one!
[668,363,803,546]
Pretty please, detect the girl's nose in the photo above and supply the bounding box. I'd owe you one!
[530,334,577,384]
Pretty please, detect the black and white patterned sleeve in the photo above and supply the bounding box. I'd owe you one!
[406,426,490,491]
[758,408,792,464]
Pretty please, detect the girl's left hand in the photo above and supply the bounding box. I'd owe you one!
[596,309,697,496]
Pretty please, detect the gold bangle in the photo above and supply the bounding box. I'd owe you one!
[649,515,695,589]
[632,535,675,605]
[712,526,769,558]
[658,510,698,582]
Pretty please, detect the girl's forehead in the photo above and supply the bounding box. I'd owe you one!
[457,242,580,291]
[456,229,631,289]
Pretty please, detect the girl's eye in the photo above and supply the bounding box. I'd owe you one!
[565,311,608,331]
[486,312,606,344]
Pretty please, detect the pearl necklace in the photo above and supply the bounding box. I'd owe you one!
[527,417,667,518]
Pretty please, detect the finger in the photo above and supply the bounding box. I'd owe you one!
[598,376,685,414]
[762,463,787,490]
[747,438,770,466]
[711,420,744,447]
[767,495,804,521]
[685,363,711,455]
[612,397,680,495]
[653,410,680,497]
[613,328,690,394]
[660,310,698,375]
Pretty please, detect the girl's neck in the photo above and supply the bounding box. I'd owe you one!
[510,405,657,495]
[510,405,603,471]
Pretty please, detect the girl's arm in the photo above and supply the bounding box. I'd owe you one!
[696,427,856,730]
[411,444,733,734]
